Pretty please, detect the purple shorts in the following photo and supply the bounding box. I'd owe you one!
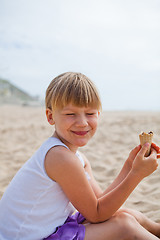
[44,212,86,240]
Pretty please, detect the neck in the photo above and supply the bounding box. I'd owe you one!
[52,132,78,153]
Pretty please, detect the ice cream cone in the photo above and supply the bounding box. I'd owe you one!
[139,131,153,157]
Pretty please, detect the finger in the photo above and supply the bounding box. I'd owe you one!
[153,144,160,153]
[132,145,141,154]
[138,143,150,157]
[129,145,141,159]
[151,143,160,153]
[150,148,158,158]
[150,147,157,154]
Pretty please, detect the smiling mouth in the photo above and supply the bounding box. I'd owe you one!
[72,131,89,136]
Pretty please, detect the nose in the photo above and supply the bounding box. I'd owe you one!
[75,114,88,127]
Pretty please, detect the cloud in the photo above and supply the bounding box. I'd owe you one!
[0,0,160,109]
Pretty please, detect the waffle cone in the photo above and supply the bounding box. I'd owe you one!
[139,132,153,157]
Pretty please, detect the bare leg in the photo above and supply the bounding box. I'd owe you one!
[117,208,160,237]
[83,212,159,240]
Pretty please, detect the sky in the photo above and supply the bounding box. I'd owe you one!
[0,0,160,110]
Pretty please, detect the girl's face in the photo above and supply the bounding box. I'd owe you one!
[46,103,100,152]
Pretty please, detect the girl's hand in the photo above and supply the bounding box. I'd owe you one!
[126,142,160,169]
[126,145,141,168]
[132,143,159,178]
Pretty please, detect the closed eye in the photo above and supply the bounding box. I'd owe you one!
[66,113,75,116]
[86,113,95,115]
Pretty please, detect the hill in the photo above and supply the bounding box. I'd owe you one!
[0,78,41,105]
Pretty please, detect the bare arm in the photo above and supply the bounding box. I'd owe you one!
[85,143,160,198]
[81,145,141,198]
[45,144,158,223]
[101,145,141,196]
[105,143,160,195]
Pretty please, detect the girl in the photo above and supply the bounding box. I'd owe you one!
[0,72,160,240]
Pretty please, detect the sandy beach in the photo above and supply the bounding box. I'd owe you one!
[0,105,160,222]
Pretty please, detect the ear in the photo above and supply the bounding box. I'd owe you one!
[46,108,55,125]
[98,111,101,117]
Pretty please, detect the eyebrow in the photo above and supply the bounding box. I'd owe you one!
[62,106,98,112]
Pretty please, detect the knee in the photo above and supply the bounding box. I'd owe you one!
[114,211,135,225]
[114,212,139,238]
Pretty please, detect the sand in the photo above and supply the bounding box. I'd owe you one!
[0,105,160,222]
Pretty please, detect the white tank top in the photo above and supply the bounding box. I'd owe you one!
[0,137,86,240]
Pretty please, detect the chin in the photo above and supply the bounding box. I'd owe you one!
[75,140,89,147]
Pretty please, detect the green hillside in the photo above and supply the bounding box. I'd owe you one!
[0,78,39,105]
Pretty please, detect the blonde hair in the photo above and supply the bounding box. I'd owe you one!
[45,72,102,111]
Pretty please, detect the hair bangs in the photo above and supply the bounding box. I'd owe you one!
[46,72,102,111]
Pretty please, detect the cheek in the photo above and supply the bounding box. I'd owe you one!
[63,118,74,127]
[90,119,98,130]
[55,118,73,131]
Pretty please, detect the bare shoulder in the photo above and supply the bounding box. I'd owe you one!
[46,146,75,164]
[44,146,84,181]
[45,147,101,221]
